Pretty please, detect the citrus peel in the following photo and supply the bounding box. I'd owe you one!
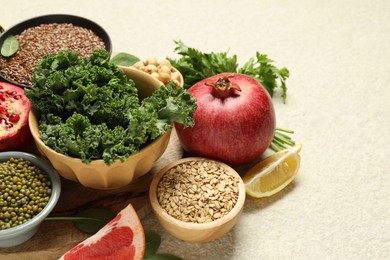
[243,144,302,198]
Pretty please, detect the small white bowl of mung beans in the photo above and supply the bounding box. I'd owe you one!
[0,151,61,247]
[149,157,246,243]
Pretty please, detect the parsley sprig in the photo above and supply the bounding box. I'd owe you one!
[239,52,290,103]
[168,40,289,103]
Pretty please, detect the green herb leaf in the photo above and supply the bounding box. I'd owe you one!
[167,40,289,103]
[145,81,197,128]
[73,208,116,234]
[144,231,162,257]
[1,35,19,57]
[143,253,184,260]
[110,52,140,66]
[168,40,238,89]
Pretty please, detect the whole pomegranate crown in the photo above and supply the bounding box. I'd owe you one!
[205,74,242,92]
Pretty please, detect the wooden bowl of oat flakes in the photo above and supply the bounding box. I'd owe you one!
[0,14,111,88]
[149,157,246,243]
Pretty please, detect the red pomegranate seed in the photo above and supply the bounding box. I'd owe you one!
[13,94,23,100]
[9,114,20,123]
[0,107,6,114]
[6,91,17,96]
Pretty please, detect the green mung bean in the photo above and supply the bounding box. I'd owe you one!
[0,158,51,230]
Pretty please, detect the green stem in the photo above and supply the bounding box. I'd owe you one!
[44,216,103,222]
[273,138,288,150]
[270,142,283,152]
[274,133,295,146]
[275,131,293,140]
[275,127,294,134]
[269,127,296,152]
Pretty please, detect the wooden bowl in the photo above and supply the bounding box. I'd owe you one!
[149,157,246,243]
[28,67,171,190]
[125,66,184,88]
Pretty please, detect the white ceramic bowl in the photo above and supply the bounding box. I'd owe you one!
[0,151,61,247]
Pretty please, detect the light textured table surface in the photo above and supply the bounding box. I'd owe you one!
[2,0,389,259]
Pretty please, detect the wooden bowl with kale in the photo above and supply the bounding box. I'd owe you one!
[27,50,197,190]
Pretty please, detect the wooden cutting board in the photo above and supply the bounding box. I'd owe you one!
[0,130,184,259]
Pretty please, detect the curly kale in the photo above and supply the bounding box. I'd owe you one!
[26,50,197,165]
[26,50,139,128]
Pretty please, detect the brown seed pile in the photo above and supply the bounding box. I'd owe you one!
[0,23,106,86]
[157,159,240,224]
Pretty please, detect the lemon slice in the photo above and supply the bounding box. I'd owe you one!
[243,144,302,198]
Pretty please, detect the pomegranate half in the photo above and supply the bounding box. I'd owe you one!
[0,82,32,151]
[175,73,276,166]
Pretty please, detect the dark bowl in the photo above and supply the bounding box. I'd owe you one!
[0,14,112,88]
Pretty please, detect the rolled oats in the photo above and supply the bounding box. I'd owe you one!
[157,159,240,224]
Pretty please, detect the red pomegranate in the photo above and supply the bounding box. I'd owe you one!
[175,73,276,166]
[0,82,32,151]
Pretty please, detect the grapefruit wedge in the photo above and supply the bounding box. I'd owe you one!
[59,204,145,260]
